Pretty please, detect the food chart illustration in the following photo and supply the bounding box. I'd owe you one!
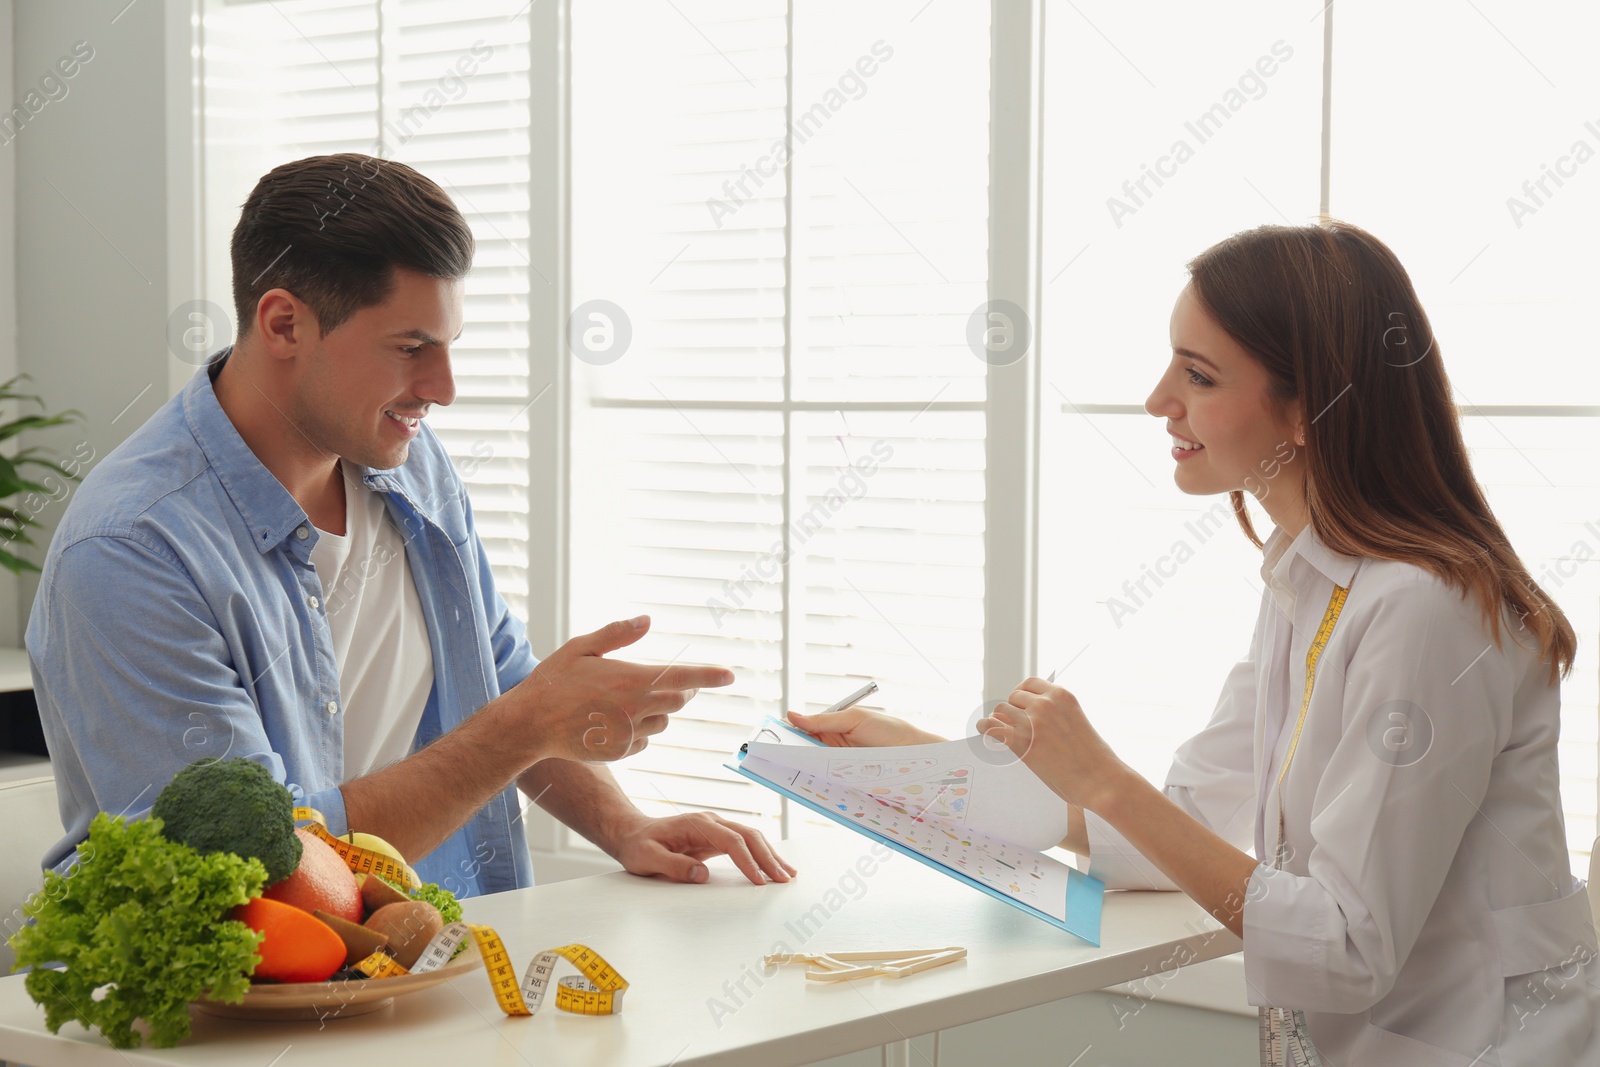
[827,758,974,823]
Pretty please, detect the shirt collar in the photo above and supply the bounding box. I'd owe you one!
[184,350,442,544]
[1260,523,1361,617]
[182,350,311,554]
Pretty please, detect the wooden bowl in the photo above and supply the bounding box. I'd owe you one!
[193,955,481,1021]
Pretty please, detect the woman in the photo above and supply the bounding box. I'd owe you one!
[789,222,1596,1065]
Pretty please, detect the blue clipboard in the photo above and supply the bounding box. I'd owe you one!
[730,720,1104,945]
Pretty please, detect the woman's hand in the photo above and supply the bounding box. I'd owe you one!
[784,707,945,748]
[976,677,1130,812]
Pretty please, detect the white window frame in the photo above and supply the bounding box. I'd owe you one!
[535,0,1045,873]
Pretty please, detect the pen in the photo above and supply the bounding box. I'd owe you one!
[820,680,879,716]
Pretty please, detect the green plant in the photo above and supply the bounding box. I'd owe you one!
[0,374,83,574]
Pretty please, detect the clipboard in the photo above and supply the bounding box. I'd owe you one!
[729,717,1104,945]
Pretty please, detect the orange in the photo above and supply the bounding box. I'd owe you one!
[262,828,363,923]
[234,897,347,983]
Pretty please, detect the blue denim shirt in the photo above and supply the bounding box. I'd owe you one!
[27,352,538,897]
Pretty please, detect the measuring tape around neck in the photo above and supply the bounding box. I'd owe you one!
[1271,584,1350,845]
[291,807,628,1017]
[1257,583,1348,1067]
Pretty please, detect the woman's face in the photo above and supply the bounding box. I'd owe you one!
[1145,283,1306,510]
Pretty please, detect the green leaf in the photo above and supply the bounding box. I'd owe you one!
[0,475,57,499]
[12,814,266,1049]
[0,375,45,407]
[0,548,37,574]
[0,414,79,443]
[0,383,82,573]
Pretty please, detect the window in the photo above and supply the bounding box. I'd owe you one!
[1038,0,1599,874]
[567,0,992,838]
[1331,0,1600,865]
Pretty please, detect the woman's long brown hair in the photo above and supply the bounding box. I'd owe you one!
[1187,220,1576,681]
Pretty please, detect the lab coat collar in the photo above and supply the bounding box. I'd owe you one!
[1260,524,1361,618]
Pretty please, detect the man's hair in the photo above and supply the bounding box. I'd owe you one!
[230,153,474,338]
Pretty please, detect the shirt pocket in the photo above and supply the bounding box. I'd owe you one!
[1346,1023,1488,1066]
[1490,883,1598,980]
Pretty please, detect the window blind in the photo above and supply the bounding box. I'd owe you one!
[568,0,992,837]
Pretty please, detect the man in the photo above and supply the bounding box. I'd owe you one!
[27,153,793,896]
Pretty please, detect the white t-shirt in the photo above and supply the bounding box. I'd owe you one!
[311,476,435,777]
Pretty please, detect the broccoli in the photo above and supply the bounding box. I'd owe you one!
[151,757,302,883]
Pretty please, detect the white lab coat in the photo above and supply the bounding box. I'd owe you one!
[1084,525,1599,1065]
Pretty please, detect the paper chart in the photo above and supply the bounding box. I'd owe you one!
[741,753,1074,921]
[747,724,1072,851]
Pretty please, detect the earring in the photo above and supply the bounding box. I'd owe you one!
[1295,432,1306,446]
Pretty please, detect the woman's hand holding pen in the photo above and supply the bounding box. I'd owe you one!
[976,677,1132,812]
[784,707,945,748]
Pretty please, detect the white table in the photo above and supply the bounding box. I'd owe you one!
[0,832,1242,1066]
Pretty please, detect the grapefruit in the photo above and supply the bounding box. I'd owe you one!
[262,827,362,923]
[234,897,346,983]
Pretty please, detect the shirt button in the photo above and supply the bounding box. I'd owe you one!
[296,526,309,540]
[308,595,320,611]
[326,700,339,715]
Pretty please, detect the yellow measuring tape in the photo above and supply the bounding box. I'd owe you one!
[1273,585,1349,797]
[1269,584,1349,872]
[292,808,628,1016]
[1260,584,1349,1067]
[293,807,421,891]
[352,926,628,1016]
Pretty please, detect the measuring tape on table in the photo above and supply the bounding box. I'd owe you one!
[353,925,628,1016]
[293,807,628,1017]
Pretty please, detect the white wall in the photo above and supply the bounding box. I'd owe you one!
[11,0,188,634]
[0,0,22,645]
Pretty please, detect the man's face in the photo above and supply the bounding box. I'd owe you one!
[290,269,462,471]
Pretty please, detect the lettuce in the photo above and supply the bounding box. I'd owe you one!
[376,876,463,925]
[9,812,267,1049]
[407,882,463,926]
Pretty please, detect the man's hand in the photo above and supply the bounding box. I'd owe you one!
[506,616,735,763]
[784,707,945,748]
[607,812,797,886]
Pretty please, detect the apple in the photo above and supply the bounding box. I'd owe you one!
[345,830,420,885]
